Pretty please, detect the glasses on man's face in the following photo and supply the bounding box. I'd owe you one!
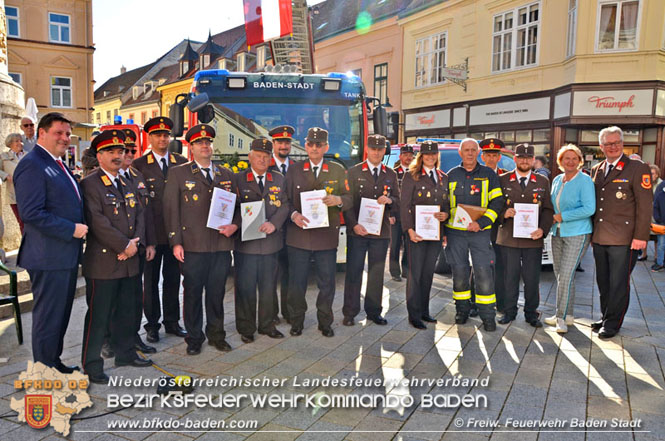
[124,149,137,154]
[602,141,622,148]
[22,123,34,128]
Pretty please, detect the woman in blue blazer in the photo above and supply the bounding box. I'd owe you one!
[545,145,596,333]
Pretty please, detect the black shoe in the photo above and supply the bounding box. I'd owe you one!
[101,342,115,359]
[526,317,543,328]
[591,320,603,332]
[211,339,232,352]
[88,372,109,384]
[598,327,618,339]
[165,324,187,338]
[241,334,255,343]
[391,275,402,282]
[651,264,665,272]
[186,344,201,355]
[259,329,285,339]
[343,316,354,326]
[454,313,468,324]
[115,358,153,368]
[368,315,388,325]
[498,315,515,325]
[135,340,157,354]
[469,306,479,317]
[56,363,81,374]
[421,315,436,323]
[146,329,159,343]
[638,256,647,262]
[483,320,496,332]
[290,326,303,336]
[319,326,334,337]
[409,319,426,330]
[576,266,585,272]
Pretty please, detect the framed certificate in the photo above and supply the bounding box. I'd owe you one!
[513,203,539,238]
[241,200,266,241]
[358,197,385,236]
[206,187,236,230]
[300,189,329,229]
[415,205,440,241]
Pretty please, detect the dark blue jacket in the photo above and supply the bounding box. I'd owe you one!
[654,181,665,225]
[14,145,84,270]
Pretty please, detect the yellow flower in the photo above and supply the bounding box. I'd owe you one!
[223,163,230,168]
[238,161,248,169]
[232,166,239,173]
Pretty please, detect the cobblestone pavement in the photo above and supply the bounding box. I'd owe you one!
[0,247,664,440]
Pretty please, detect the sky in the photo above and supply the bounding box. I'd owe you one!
[93,0,326,89]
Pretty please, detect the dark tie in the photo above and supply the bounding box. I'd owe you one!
[123,170,131,182]
[429,170,436,185]
[373,167,379,183]
[257,175,264,193]
[281,163,287,175]
[114,177,123,195]
[160,157,168,177]
[605,164,614,177]
[520,176,527,190]
[313,166,319,179]
[56,159,80,200]
[202,167,213,184]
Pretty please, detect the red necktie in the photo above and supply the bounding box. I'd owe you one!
[57,160,80,200]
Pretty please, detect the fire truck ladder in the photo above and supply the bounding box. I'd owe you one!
[269,0,314,74]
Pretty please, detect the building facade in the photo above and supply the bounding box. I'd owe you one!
[5,0,94,138]
[400,0,665,172]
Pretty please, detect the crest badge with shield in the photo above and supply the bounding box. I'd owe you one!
[25,395,52,429]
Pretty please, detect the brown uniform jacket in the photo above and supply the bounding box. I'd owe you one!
[163,162,236,252]
[81,168,145,279]
[131,150,187,245]
[497,171,554,248]
[285,159,352,250]
[393,164,408,222]
[123,166,156,247]
[268,156,292,176]
[344,161,400,240]
[400,168,450,238]
[235,169,289,255]
[591,154,653,245]
[489,167,507,242]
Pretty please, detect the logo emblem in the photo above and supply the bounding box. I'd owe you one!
[25,395,52,430]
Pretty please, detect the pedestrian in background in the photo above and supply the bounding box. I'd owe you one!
[1,133,26,232]
[652,179,665,272]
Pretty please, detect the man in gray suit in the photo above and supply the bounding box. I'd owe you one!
[20,116,37,153]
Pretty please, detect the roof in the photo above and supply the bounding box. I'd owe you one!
[94,63,155,102]
[179,39,198,62]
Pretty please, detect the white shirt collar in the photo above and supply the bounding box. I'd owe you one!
[309,159,323,169]
[100,166,119,180]
[607,157,621,168]
[251,168,266,183]
[516,170,532,182]
[367,160,382,173]
[151,149,168,163]
[273,155,288,169]
[195,160,212,171]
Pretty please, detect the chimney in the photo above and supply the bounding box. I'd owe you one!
[120,65,127,74]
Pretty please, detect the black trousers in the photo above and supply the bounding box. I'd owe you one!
[272,245,290,321]
[389,220,408,277]
[493,242,506,312]
[287,247,336,329]
[143,244,181,332]
[181,251,231,346]
[592,244,638,332]
[235,252,278,336]
[405,239,441,321]
[132,252,146,343]
[343,236,389,319]
[82,276,138,375]
[27,267,78,368]
[502,246,542,320]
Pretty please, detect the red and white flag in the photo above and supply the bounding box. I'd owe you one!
[243,0,293,47]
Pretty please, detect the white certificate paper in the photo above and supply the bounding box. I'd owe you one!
[513,203,539,238]
[415,205,440,241]
[358,197,385,236]
[300,189,329,229]
[206,187,236,230]
[241,200,266,242]
[452,205,472,229]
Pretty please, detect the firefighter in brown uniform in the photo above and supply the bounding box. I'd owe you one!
[389,144,414,281]
[163,124,237,355]
[497,144,554,327]
[80,130,153,384]
[267,125,295,324]
[400,140,449,329]
[132,117,187,343]
[286,127,352,337]
[342,135,399,326]
[591,126,653,338]
[235,138,289,343]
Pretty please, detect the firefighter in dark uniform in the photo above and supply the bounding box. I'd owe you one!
[235,137,289,343]
[497,144,554,327]
[286,127,352,337]
[267,125,295,324]
[163,124,236,355]
[445,138,505,331]
[389,144,414,281]
[591,126,653,338]
[132,117,187,343]
[479,138,508,314]
[342,135,399,326]
[400,141,449,329]
[80,130,153,384]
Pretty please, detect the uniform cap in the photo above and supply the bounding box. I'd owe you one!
[479,138,505,152]
[185,124,216,143]
[123,129,137,146]
[400,144,414,154]
[515,143,535,157]
[143,116,173,134]
[367,134,387,149]
[250,137,273,153]
[92,130,126,152]
[306,127,328,143]
[419,140,438,154]
[269,125,295,141]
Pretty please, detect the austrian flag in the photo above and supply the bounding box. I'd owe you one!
[243,0,293,47]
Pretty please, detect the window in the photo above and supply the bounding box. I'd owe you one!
[9,72,21,85]
[106,111,111,123]
[596,0,640,51]
[181,61,189,76]
[229,133,235,147]
[95,112,100,123]
[141,112,147,124]
[132,86,140,100]
[492,2,540,72]
[374,63,388,105]
[200,54,210,68]
[152,110,158,118]
[113,109,118,117]
[415,32,447,87]
[128,113,135,122]
[49,13,70,43]
[238,138,243,149]
[566,0,577,57]
[50,77,72,108]
[237,53,245,72]
[257,46,266,69]
[5,6,19,37]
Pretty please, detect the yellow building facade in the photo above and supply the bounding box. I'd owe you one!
[400,0,665,171]
[6,0,94,138]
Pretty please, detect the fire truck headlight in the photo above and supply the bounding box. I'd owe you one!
[322,79,341,91]
[227,77,247,89]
